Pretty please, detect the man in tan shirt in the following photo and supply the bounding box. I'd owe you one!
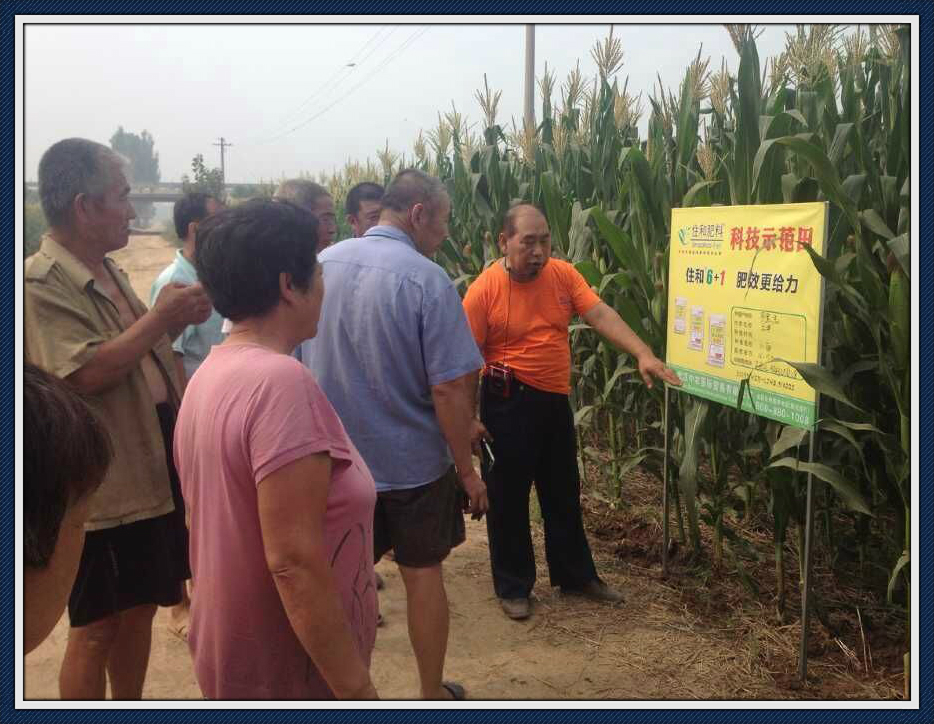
[25,138,211,699]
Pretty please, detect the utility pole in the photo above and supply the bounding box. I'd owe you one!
[524,25,535,130]
[213,136,232,186]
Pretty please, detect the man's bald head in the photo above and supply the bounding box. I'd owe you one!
[502,204,547,238]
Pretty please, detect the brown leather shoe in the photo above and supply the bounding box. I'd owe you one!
[561,580,624,603]
[499,597,531,620]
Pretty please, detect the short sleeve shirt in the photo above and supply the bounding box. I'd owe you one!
[24,235,180,530]
[149,250,225,378]
[462,258,601,394]
[300,226,483,491]
[174,343,378,700]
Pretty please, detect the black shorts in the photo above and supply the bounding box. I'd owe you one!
[67,403,191,628]
[373,466,466,568]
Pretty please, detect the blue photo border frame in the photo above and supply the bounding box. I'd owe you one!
[3,2,929,721]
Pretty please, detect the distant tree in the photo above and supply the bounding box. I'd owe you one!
[109,127,161,227]
[109,127,161,185]
[25,203,48,257]
[181,154,225,199]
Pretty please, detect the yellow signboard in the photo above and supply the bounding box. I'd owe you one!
[666,202,827,429]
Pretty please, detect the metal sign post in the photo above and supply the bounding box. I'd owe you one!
[662,384,671,578]
[798,202,829,682]
[798,426,818,681]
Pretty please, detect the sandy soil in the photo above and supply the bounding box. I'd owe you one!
[24,519,719,701]
[23,235,899,702]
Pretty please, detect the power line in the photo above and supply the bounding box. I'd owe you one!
[244,26,396,144]
[275,26,394,129]
[350,25,399,69]
[265,26,430,144]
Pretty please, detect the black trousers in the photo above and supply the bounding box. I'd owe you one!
[480,379,599,599]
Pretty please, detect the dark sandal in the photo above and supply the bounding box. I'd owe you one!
[440,681,466,700]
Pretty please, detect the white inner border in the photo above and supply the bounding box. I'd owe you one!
[14,12,921,712]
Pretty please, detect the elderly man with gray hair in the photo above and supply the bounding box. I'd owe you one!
[24,138,211,699]
[219,179,340,336]
[300,168,487,700]
[274,179,338,252]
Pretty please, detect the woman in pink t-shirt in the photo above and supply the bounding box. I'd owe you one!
[173,198,378,700]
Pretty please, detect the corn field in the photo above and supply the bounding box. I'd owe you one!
[320,24,911,654]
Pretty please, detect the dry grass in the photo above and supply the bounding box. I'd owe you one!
[526,448,909,700]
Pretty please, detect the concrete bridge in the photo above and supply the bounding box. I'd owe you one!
[26,181,260,205]
[129,191,184,203]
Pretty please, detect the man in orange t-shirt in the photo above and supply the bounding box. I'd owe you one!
[463,204,681,621]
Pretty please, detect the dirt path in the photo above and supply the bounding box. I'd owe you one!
[24,235,895,701]
[25,518,696,700]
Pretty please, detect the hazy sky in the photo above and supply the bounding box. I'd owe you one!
[24,22,810,183]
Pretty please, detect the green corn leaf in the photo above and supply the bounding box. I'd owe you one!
[881,175,899,214]
[682,180,720,208]
[752,132,812,198]
[889,267,910,372]
[762,135,860,236]
[768,457,872,515]
[887,551,909,604]
[775,359,863,412]
[820,419,864,458]
[860,208,895,240]
[573,405,595,427]
[574,260,602,287]
[888,233,910,279]
[621,146,666,231]
[732,38,762,205]
[834,252,856,277]
[603,365,637,399]
[802,243,842,285]
[540,170,570,253]
[827,122,855,168]
[842,174,868,208]
[615,296,647,337]
[678,399,709,551]
[757,112,808,204]
[768,473,796,541]
[567,203,594,262]
[591,207,646,286]
[451,273,474,293]
[770,425,809,459]
[818,417,892,444]
[736,374,756,412]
